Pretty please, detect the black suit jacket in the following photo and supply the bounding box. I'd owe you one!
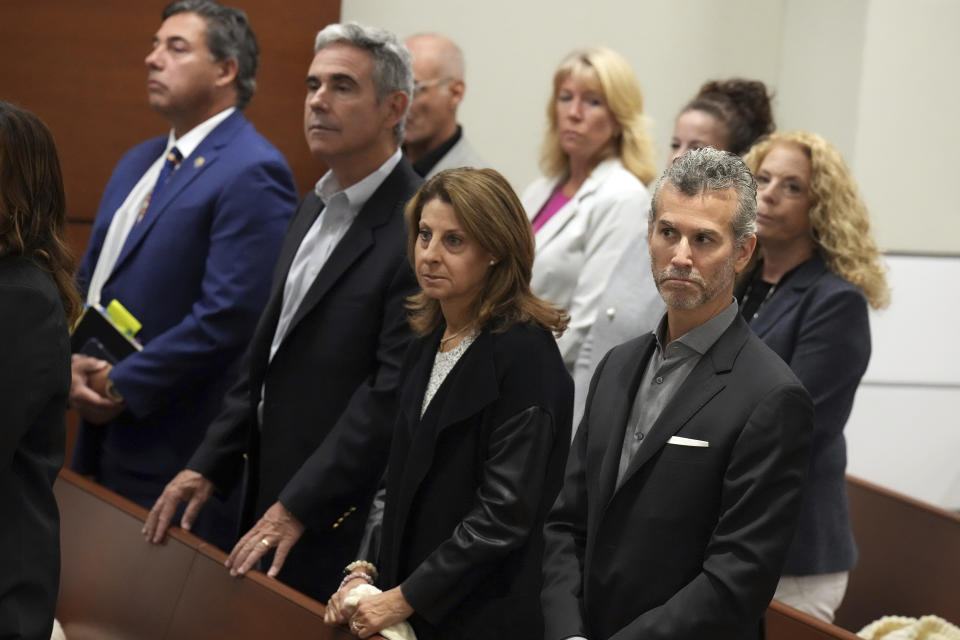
[379,323,572,640]
[742,254,869,575]
[0,256,70,640]
[188,159,421,599]
[542,314,814,640]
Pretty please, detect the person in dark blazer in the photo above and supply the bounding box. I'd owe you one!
[144,22,421,601]
[740,131,889,622]
[0,102,82,640]
[323,168,572,640]
[68,0,296,550]
[573,78,776,430]
[541,148,814,640]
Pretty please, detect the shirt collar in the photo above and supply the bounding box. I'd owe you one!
[165,107,236,159]
[654,298,739,355]
[313,148,403,214]
[407,125,463,177]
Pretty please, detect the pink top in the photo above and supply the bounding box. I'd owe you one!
[531,185,571,233]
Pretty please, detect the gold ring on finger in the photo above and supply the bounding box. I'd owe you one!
[260,538,271,548]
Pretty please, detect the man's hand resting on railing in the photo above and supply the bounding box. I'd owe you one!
[142,469,214,543]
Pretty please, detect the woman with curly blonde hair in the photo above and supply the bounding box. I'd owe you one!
[738,130,889,622]
[522,47,656,372]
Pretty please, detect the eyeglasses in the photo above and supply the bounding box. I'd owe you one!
[413,76,453,97]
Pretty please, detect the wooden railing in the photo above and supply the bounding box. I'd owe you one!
[834,474,960,632]
[55,470,381,640]
[57,470,959,639]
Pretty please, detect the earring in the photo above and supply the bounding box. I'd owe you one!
[489,259,497,266]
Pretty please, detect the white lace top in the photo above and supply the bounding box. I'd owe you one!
[421,331,479,417]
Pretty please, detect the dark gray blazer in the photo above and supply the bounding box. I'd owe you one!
[542,314,814,640]
[742,253,869,575]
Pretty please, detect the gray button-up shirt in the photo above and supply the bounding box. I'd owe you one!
[616,300,738,487]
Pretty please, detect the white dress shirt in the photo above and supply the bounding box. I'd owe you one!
[86,107,236,306]
[257,149,402,427]
[267,148,403,361]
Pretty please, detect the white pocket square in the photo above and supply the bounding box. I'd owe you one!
[667,435,709,447]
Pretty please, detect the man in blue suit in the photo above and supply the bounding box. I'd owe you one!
[69,0,297,550]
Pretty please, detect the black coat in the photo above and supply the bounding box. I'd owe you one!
[0,256,69,640]
[188,159,421,599]
[542,314,814,640]
[379,323,573,640]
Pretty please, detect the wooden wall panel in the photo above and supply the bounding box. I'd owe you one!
[0,0,339,248]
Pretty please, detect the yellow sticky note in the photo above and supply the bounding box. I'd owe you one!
[105,299,142,337]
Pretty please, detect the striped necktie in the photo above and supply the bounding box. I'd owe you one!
[137,147,182,223]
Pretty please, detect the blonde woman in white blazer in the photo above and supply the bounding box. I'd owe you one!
[523,47,656,372]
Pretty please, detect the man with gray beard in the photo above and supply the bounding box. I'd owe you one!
[542,148,814,640]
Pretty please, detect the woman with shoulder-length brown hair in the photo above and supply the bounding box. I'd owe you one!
[738,130,888,622]
[522,47,656,373]
[0,101,80,640]
[325,168,573,640]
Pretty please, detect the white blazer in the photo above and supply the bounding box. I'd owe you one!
[522,157,650,371]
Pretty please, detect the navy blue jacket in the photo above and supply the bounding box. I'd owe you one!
[72,111,296,520]
[743,253,870,575]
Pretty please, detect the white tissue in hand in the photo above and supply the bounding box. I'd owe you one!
[344,583,417,640]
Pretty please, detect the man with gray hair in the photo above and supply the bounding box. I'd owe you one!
[145,21,421,600]
[542,148,814,639]
[404,32,485,177]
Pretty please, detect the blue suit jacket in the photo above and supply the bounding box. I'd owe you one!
[72,111,297,499]
[742,253,869,575]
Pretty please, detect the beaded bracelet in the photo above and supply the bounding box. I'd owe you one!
[339,571,374,592]
[345,559,379,581]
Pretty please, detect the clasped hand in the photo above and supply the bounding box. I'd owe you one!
[70,354,123,423]
[326,584,413,639]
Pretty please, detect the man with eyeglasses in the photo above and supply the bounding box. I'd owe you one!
[404,33,486,178]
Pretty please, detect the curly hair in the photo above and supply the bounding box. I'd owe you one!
[743,131,889,309]
[0,102,81,322]
[405,168,568,337]
[683,78,775,156]
[539,47,658,185]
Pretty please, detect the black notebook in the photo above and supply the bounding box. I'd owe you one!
[70,305,142,363]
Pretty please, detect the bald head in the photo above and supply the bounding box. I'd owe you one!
[403,32,466,160]
[406,33,464,81]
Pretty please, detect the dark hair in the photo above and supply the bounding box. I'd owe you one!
[163,0,259,109]
[0,102,81,322]
[682,79,775,155]
[405,168,568,337]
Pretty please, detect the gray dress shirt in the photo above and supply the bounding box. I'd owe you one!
[616,300,738,487]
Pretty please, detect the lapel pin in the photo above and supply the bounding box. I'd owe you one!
[193,156,205,168]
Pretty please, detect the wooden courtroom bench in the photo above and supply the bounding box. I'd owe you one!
[834,474,960,633]
[55,470,379,640]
